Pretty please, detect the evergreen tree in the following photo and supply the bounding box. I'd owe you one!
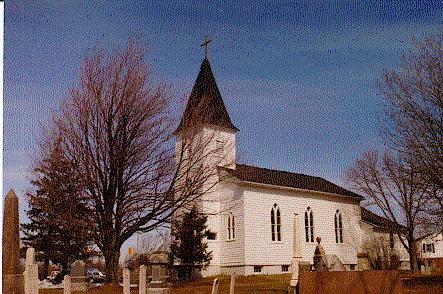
[22,138,95,281]
[170,206,214,280]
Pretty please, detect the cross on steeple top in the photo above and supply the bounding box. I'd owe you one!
[200,36,212,59]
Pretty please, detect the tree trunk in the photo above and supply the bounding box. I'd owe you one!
[408,237,418,273]
[39,257,50,280]
[409,249,418,272]
[45,258,50,277]
[104,247,121,283]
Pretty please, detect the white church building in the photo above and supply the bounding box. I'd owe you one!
[174,56,409,276]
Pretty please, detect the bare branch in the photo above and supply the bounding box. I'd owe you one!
[40,39,234,282]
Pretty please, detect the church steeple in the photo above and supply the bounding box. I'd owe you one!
[175,57,238,134]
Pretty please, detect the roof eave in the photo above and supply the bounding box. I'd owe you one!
[237,179,363,201]
[202,123,239,133]
[173,122,238,137]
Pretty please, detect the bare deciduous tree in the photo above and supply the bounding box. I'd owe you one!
[381,33,443,226]
[361,235,400,270]
[44,40,231,283]
[346,150,434,272]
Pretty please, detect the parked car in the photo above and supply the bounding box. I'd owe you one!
[86,268,105,283]
[47,271,60,282]
[47,270,64,284]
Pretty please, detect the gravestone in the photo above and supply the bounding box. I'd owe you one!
[211,278,219,294]
[2,189,24,294]
[25,247,35,268]
[63,275,71,294]
[26,264,39,294]
[24,247,38,294]
[71,260,88,291]
[315,254,346,271]
[139,265,147,294]
[123,268,130,294]
[147,253,170,294]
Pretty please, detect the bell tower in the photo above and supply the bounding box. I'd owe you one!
[174,41,238,169]
[173,39,239,276]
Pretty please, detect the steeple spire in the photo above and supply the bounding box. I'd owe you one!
[200,36,211,59]
[174,54,238,134]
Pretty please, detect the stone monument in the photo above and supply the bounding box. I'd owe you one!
[70,260,88,291]
[313,236,325,268]
[315,254,346,271]
[25,247,35,268]
[147,253,170,294]
[24,263,39,294]
[24,247,39,294]
[139,265,147,294]
[2,189,24,294]
[123,268,130,294]
[63,275,71,294]
[290,213,302,288]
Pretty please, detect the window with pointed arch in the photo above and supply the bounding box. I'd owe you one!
[271,204,282,241]
[335,210,343,243]
[227,213,235,240]
[215,135,224,158]
[305,207,314,242]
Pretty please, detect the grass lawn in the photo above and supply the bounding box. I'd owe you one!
[39,274,292,294]
[171,273,292,293]
[39,284,139,294]
[39,272,443,294]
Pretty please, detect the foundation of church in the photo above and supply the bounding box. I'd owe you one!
[202,262,362,277]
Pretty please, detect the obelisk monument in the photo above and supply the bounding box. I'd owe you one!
[2,189,24,294]
[290,213,302,288]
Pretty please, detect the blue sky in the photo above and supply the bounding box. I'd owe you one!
[4,1,443,257]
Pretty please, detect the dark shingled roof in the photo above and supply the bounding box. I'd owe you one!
[222,164,401,228]
[360,207,400,229]
[175,58,238,134]
[224,164,363,199]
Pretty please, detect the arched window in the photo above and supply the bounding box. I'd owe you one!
[232,214,235,239]
[271,204,281,241]
[335,210,343,243]
[215,138,224,158]
[227,213,235,240]
[305,207,314,242]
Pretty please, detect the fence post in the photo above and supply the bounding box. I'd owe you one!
[211,278,219,294]
[230,273,235,294]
